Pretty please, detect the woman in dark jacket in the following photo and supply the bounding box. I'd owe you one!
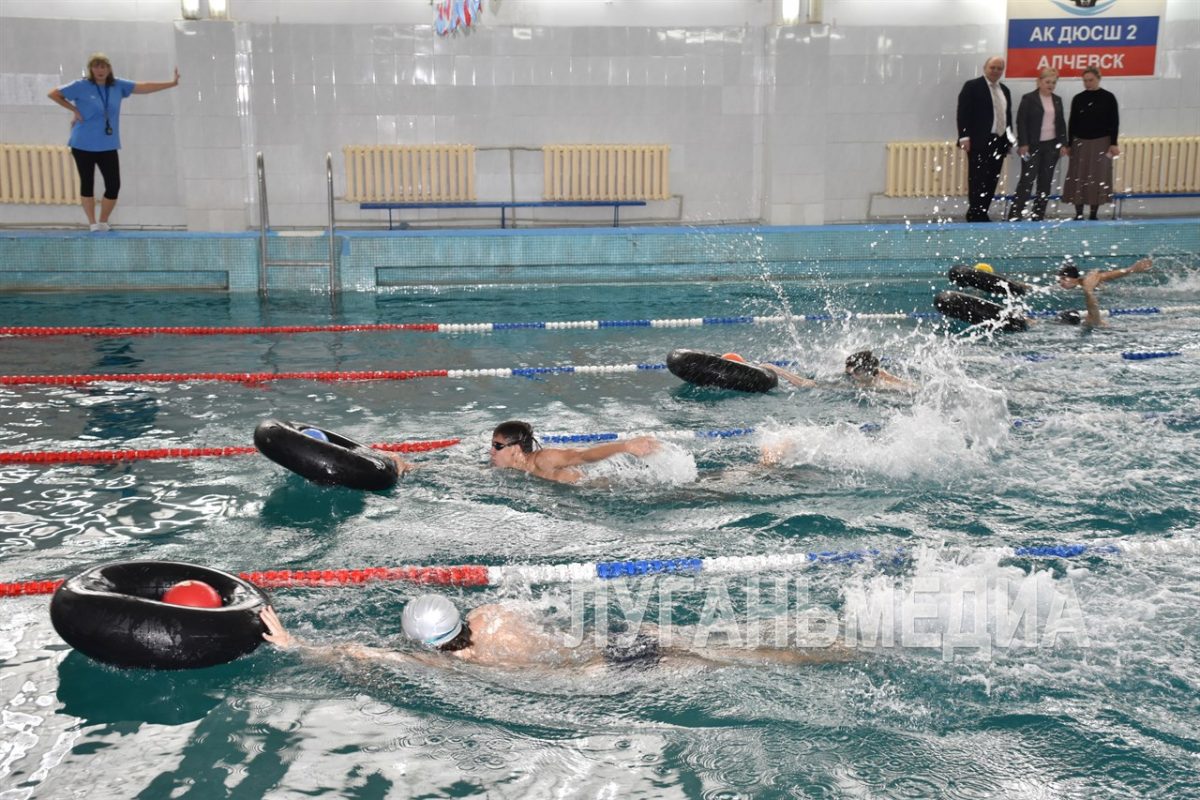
[1062,65,1120,220]
[1009,67,1068,221]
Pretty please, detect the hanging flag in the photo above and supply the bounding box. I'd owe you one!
[1006,0,1165,78]
[435,0,483,37]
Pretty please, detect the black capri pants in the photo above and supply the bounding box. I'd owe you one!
[71,148,121,200]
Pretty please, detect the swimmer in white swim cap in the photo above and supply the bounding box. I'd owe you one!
[401,594,469,650]
[259,598,852,669]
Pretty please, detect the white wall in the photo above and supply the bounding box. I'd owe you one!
[1,1,1196,229]
[0,0,776,25]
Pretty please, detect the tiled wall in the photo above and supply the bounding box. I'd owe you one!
[1,3,1197,231]
[0,18,184,227]
[2,219,1196,293]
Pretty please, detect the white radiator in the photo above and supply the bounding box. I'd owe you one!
[0,144,79,204]
[1115,136,1200,194]
[884,141,981,198]
[342,145,476,202]
[543,144,670,201]
[886,137,1200,198]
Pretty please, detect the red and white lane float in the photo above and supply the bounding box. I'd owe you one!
[253,419,399,491]
[666,349,779,393]
[49,561,269,670]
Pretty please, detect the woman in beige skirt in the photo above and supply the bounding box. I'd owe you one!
[1062,65,1120,220]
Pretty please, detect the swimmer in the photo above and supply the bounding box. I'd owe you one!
[259,595,851,670]
[489,420,660,484]
[758,351,915,393]
[842,350,916,391]
[1057,257,1153,328]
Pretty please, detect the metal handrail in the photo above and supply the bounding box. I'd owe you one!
[256,152,339,296]
[325,152,338,296]
[256,151,269,296]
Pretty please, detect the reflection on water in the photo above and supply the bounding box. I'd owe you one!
[56,651,226,726]
[1,279,1198,798]
[259,477,368,532]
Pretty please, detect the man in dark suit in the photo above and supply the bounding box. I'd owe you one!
[957,56,1012,222]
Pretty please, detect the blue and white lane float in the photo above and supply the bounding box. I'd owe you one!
[8,538,1196,598]
[440,313,933,333]
[5,305,1197,340]
[539,410,1200,443]
[435,304,1200,333]
[542,427,759,445]
[484,537,1200,585]
[961,350,1191,363]
[3,352,1192,390]
[445,350,1193,380]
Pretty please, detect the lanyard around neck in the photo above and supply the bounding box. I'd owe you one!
[94,82,111,120]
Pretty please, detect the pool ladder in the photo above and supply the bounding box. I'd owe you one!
[255,152,339,296]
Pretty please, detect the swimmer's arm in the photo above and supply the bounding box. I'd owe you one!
[540,436,661,467]
[876,370,918,392]
[1081,279,1106,328]
[294,641,419,665]
[1092,258,1152,285]
[259,607,429,666]
[759,363,818,388]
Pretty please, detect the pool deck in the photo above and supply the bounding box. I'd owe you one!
[1,218,1197,292]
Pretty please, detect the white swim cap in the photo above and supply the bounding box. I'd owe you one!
[401,594,462,648]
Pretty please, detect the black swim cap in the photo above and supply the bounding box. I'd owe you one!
[492,420,537,453]
[1057,259,1080,279]
[845,350,880,377]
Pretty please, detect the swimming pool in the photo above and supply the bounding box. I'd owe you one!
[2,263,1199,798]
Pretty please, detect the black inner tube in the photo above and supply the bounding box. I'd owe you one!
[254,419,399,491]
[666,349,779,393]
[948,264,1029,296]
[935,291,1028,333]
[49,560,268,670]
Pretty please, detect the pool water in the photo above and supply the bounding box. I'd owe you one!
[2,267,1199,799]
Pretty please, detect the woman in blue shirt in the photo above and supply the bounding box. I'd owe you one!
[48,53,180,232]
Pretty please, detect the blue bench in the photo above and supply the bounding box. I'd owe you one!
[360,200,648,230]
[1113,192,1200,218]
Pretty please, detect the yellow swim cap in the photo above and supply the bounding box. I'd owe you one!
[974,262,994,273]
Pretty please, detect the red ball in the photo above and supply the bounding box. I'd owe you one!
[161,580,223,608]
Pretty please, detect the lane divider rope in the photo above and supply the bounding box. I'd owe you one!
[8,410,1197,467]
[0,315,920,337]
[540,410,1200,442]
[962,350,1190,363]
[1,349,1193,388]
[0,369,454,387]
[4,537,1196,597]
[0,323,440,337]
[0,438,459,466]
[2,304,1197,338]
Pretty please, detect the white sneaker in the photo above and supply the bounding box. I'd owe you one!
[96,222,110,232]
[89,223,101,232]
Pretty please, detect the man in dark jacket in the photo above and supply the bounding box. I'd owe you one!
[957,56,1012,222]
